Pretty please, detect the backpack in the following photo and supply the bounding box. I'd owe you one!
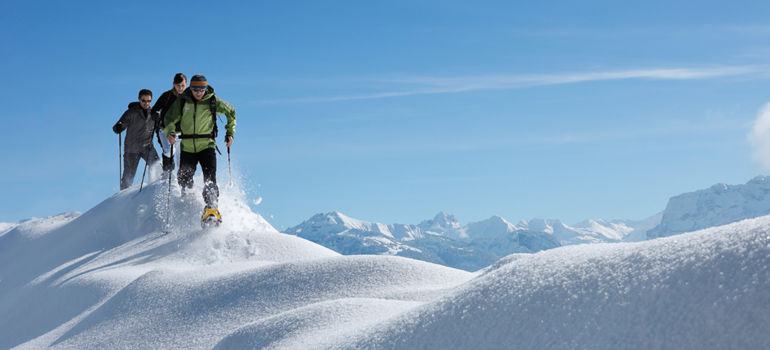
[177,92,218,140]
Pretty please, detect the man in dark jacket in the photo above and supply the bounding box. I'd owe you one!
[113,89,161,190]
[152,73,187,174]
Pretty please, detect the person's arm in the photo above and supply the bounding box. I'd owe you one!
[217,97,237,146]
[112,109,130,134]
[164,98,182,145]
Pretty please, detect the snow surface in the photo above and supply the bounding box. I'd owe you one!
[0,212,80,239]
[0,221,19,237]
[345,216,770,349]
[2,177,768,349]
[0,179,471,349]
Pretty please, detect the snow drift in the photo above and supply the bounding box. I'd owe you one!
[346,215,770,349]
[1,177,768,349]
[0,180,472,349]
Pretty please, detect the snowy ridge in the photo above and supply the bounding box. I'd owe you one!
[517,216,656,244]
[461,215,519,241]
[649,175,770,238]
[0,180,472,349]
[0,212,79,239]
[0,221,19,237]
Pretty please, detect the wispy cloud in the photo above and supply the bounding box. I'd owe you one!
[254,65,768,105]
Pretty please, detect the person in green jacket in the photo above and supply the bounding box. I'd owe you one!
[163,75,236,224]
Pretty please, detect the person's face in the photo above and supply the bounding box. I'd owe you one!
[174,80,186,94]
[191,87,206,100]
[139,95,152,109]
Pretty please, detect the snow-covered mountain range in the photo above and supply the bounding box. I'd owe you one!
[285,176,770,271]
[1,179,768,349]
[285,211,658,271]
[648,175,770,238]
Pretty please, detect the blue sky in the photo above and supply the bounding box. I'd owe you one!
[2,0,770,230]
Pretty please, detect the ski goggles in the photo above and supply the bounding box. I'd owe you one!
[191,87,206,93]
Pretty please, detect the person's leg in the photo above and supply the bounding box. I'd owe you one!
[141,147,161,181]
[144,147,160,165]
[159,130,175,174]
[162,155,175,173]
[199,148,219,208]
[177,151,197,193]
[121,153,141,190]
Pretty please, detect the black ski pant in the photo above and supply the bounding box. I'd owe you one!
[121,147,160,190]
[178,148,219,208]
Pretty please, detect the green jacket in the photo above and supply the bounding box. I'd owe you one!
[163,86,236,153]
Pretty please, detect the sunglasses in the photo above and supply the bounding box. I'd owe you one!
[140,99,152,103]
[191,87,206,93]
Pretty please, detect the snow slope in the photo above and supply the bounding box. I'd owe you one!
[345,215,770,350]
[0,180,472,349]
[3,178,768,349]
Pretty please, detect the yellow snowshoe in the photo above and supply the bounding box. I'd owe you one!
[201,207,222,228]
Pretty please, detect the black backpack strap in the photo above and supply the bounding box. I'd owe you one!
[154,112,163,145]
[176,97,185,132]
[209,93,218,138]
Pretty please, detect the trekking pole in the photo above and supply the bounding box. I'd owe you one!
[118,133,122,189]
[139,117,160,193]
[165,143,174,234]
[227,146,232,187]
[139,150,149,192]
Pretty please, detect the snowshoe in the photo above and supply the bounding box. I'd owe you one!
[201,207,222,228]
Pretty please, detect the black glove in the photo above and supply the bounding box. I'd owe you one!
[112,122,124,134]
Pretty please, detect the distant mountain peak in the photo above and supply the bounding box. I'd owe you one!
[519,218,567,234]
[486,215,508,223]
[461,216,518,241]
[325,211,353,224]
[433,211,460,224]
[419,211,462,232]
[748,175,770,184]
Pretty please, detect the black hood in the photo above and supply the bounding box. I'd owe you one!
[128,101,142,109]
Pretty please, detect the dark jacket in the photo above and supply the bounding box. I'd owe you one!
[113,102,160,154]
[151,89,180,126]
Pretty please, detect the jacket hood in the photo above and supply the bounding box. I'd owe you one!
[127,101,142,109]
[182,85,215,101]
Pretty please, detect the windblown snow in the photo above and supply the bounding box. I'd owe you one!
[1,178,768,349]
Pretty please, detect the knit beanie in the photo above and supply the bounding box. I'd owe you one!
[190,75,207,90]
